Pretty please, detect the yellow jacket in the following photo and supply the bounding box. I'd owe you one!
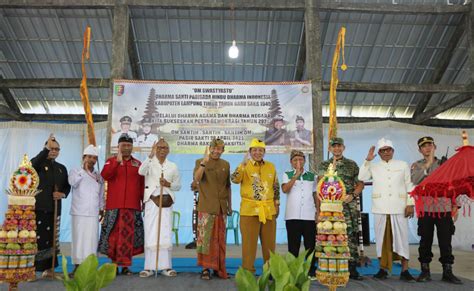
[231,160,279,223]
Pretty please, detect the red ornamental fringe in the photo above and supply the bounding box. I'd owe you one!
[411,177,474,218]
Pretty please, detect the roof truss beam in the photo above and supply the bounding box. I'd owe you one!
[0,78,110,89]
[321,82,472,94]
[1,79,473,95]
[0,0,470,14]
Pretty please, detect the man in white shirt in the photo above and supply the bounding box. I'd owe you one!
[138,138,181,278]
[68,145,104,275]
[281,150,317,278]
[358,138,416,282]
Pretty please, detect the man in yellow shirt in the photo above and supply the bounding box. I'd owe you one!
[231,138,280,273]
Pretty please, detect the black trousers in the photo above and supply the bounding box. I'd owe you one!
[417,212,455,265]
[286,220,316,274]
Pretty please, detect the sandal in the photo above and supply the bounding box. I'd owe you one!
[161,268,177,277]
[41,270,53,279]
[139,270,155,278]
[201,269,211,280]
[121,267,134,276]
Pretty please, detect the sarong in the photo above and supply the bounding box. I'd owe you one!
[143,201,173,270]
[98,209,144,266]
[34,210,60,272]
[71,215,99,265]
[375,214,410,272]
[197,212,228,278]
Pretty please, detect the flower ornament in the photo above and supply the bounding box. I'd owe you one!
[8,154,40,196]
[317,164,346,202]
[14,174,32,191]
[327,185,337,195]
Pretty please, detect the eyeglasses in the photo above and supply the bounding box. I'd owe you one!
[379,148,392,153]
[50,147,61,151]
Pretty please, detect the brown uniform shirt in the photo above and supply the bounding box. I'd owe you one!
[194,158,231,215]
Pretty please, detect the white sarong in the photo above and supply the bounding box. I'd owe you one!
[374,213,410,260]
[143,200,173,270]
[71,215,99,265]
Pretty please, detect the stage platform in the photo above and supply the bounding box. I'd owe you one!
[1,244,472,290]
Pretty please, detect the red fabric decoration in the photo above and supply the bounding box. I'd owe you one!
[411,146,474,217]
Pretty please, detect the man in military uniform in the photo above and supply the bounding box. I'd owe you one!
[318,137,364,280]
[411,136,462,284]
[112,116,137,145]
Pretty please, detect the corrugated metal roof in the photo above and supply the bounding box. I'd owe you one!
[0,4,471,120]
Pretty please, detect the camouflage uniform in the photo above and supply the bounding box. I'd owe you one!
[318,157,360,263]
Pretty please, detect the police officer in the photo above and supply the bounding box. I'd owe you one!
[318,137,364,280]
[411,136,462,284]
[112,116,137,145]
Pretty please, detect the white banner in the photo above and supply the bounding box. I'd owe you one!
[111,80,313,154]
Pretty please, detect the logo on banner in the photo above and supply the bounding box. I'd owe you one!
[115,85,125,96]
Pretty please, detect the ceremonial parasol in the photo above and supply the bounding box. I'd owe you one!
[411,131,474,217]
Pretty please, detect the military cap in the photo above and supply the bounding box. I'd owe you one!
[329,137,344,146]
[295,115,305,122]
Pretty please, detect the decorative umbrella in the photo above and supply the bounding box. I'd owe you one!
[411,131,474,217]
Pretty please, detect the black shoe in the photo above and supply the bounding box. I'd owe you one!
[349,261,363,281]
[373,269,388,279]
[417,263,431,282]
[442,264,462,285]
[68,264,79,279]
[185,241,197,249]
[400,270,416,282]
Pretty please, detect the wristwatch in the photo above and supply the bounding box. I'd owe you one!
[200,163,206,167]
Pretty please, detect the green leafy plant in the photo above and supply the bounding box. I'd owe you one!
[235,251,312,291]
[62,254,117,291]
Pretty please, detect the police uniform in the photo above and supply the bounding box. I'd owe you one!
[318,137,362,279]
[411,136,461,284]
[112,116,137,145]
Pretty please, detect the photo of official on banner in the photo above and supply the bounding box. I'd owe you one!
[110,80,313,154]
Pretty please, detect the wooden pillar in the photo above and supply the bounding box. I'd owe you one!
[106,4,130,156]
[305,0,323,167]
